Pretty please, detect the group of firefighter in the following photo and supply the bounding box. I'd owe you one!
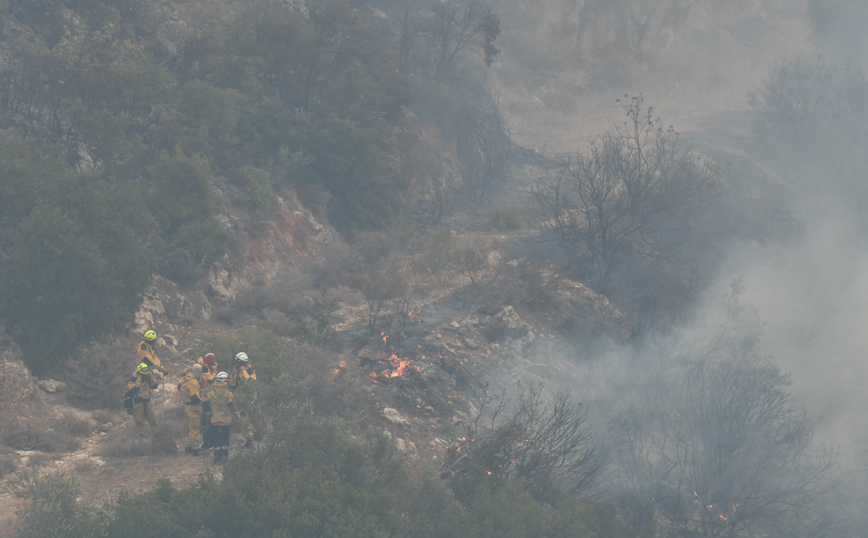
[124,329,258,463]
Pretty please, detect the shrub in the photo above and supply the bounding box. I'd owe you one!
[0,356,31,414]
[90,409,114,425]
[151,424,179,455]
[97,437,152,459]
[26,452,54,467]
[488,206,523,231]
[65,337,138,411]
[1,421,79,453]
[415,227,455,279]
[0,453,17,478]
[0,152,153,376]
[146,153,228,266]
[72,458,100,474]
[60,414,96,438]
[12,472,107,538]
[97,423,180,459]
[0,202,150,376]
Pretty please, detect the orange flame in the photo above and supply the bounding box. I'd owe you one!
[371,354,412,379]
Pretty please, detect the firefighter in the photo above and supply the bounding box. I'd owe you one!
[195,353,218,445]
[202,371,239,463]
[198,353,218,384]
[136,330,168,375]
[228,352,256,388]
[125,363,159,433]
[229,352,258,447]
[178,364,204,455]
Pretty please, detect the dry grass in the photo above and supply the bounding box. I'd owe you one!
[26,453,54,468]
[1,421,79,453]
[72,458,100,474]
[0,454,17,478]
[98,420,182,459]
[91,409,114,425]
[59,414,96,438]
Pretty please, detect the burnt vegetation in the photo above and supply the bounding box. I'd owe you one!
[535,95,722,338]
[4,0,868,537]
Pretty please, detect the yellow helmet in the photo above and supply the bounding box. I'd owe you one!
[143,330,157,343]
[136,363,150,375]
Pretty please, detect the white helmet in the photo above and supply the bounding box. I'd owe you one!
[215,371,229,382]
[235,352,249,363]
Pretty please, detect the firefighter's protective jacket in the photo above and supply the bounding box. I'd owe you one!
[198,357,217,384]
[128,373,159,401]
[136,341,167,373]
[177,373,202,405]
[229,364,256,390]
[202,381,237,426]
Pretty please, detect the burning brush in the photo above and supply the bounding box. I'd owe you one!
[369,348,446,382]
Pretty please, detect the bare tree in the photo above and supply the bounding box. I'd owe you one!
[536,95,720,290]
[398,7,427,80]
[534,95,720,337]
[453,239,496,288]
[357,255,408,336]
[450,383,606,495]
[429,0,500,83]
[608,284,844,538]
[457,94,512,205]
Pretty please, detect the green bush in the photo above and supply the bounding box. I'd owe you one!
[15,368,645,538]
[66,337,139,411]
[0,142,152,375]
[12,472,107,538]
[487,206,523,231]
[146,153,228,265]
[0,203,145,375]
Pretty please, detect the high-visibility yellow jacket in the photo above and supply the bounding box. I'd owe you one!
[229,364,256,390]
[177,374,202,405]
[128,374,159,401]
[202,381,237,426]
[136,341,167,373]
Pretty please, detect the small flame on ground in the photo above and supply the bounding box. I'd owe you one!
[331,360,348,376]
[370,354,412,380]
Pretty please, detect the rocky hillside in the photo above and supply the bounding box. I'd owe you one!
[1,0,850,536]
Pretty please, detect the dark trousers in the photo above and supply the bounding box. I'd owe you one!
[206,424,230,459]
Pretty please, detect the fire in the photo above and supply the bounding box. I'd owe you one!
[331,360,348,376]
[367,341,448,382]
[381,332,388,347]
[370,354,412,380]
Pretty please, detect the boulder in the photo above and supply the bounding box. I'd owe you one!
[37,379,65,393]
[382,408,408,425]
[0,355,34,403]
[553,279,631,343]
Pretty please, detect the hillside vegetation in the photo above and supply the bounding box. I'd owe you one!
[3,0,868,536]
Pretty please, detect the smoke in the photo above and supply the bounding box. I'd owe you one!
[732,216,868,449]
